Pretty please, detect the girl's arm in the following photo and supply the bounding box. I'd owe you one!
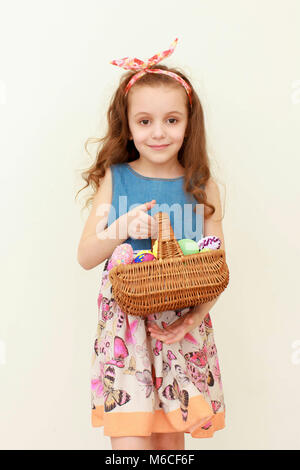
[191,177,227,323]
[77,168,127,270]
[77,168,157,270]
[77,217,129,270]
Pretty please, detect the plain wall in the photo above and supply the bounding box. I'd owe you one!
[0,0,299,450]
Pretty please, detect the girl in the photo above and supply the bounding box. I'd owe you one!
[77,38,227,451]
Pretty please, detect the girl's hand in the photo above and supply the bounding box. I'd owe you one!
[147,312,196,345]
[126,200,158,240]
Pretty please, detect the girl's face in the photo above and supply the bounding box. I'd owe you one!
[127,85,188,167]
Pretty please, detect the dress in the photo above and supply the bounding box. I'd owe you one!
[90,162,226,438]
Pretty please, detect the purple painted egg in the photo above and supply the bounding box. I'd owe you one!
[197,236,221,251]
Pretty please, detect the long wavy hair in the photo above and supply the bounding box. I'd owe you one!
[75,64,219,220]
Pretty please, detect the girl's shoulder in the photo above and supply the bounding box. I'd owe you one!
[204,176,219,193]
[204,177,222,209]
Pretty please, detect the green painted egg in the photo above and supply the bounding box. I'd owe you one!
[178,238,199,255]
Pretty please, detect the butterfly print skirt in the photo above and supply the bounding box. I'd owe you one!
[91,257,226,438]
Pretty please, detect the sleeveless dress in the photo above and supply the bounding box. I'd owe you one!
[90,162,226,438]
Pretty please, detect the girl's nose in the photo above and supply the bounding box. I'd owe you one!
[151,124,166,139]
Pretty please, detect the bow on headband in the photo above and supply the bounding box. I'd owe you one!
[110,38,192,106]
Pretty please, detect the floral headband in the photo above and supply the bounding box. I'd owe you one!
[110,37,192,106]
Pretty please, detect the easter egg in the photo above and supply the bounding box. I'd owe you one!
[197,236,221,251]
[133,250,152,260]
[110,243,134,268]
[178,238,199,255]
[199,247,211,253]
[152,240,158,257]
[141,253,156,262]
[133,250,156,262]
[107,260,114,271]
[133,253,146,263]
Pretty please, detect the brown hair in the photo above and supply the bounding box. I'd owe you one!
[75,64,217,220]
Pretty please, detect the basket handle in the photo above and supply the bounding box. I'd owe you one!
[151,212,184,260]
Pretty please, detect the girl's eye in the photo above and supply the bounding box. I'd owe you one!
[139,118,178,125]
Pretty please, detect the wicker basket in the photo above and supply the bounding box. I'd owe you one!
[109,211,229,317]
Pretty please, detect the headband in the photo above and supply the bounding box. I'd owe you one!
[110,38,192,106]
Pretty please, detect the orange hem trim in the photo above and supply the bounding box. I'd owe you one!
[92,394,225,438]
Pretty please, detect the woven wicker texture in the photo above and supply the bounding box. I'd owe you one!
[109,212,229,317]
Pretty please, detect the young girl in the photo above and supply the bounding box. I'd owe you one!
[77,38,227,451]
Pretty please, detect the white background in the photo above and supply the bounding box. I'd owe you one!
[0,0,299,450]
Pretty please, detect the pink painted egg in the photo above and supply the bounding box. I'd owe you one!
[110,243,134,268]
[141,253,156,262]
[107,260,114,271]
[133,252,156,263]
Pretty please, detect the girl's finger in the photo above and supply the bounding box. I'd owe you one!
[148,326,164,335]
[150,331,169,338]
[147,323,161,331]
[151,331,176,340]
[166,326,181,335]
[149,325,173,335]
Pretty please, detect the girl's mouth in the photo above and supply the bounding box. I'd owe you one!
[149,144,169,150]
